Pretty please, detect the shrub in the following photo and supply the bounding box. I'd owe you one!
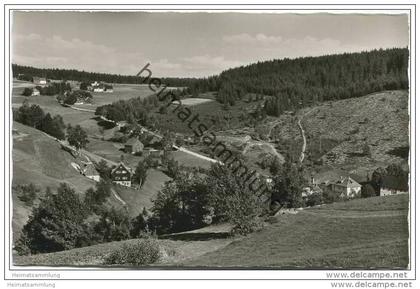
[16,184,39,206]
[104,238,161,266]
[22,87,33,96]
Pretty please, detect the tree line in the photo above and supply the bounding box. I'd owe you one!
[12,63,215,89]
[212,48,409,115]
[15,49,408,119]
[13,101,66,140]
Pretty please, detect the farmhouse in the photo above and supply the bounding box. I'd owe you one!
[32,77,47,86]
[82,163,100,182]
[330,176,361,198]
[90,81,113,93]
[111,162,132,187]
[380,175,409,196]
[124,137,144,154]
[31,88,40,96]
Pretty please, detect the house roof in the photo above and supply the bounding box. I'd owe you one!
[333,177,361,188]
[111,162,132,175]
[125,137,142,146]
[382,175,409,191]
[84,164,99,176]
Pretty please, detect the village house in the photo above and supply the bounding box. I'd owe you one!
[31,88,40,96]
[82,163,100,182]
[90,81,113,93]
[329,176,362,198]
[124,137,144,154]
[380,175,409,196]
[32,77,47,86]
[111,162,132,187]
[302,184,323,199]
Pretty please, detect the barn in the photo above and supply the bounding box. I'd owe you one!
[124,138,144,154]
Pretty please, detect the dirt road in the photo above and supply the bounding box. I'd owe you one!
[297,118,307,163]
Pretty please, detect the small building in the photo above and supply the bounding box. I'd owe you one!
[31,88,40,96]
[302,183,323,199]
[82,163,100,182]
[90,81,113,93]
[116,121,128,130]
[380,175,409,196]
[111,162,132,187]
[32,77,47,86]
[143,148,162,158]
[330,176,361,198]
[124,138,144,154]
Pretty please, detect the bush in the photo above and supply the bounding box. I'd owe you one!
[16,184,39,206]
[22,87,33,96]
[104,238,161,266]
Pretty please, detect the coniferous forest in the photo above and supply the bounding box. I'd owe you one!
[214,48,409,115]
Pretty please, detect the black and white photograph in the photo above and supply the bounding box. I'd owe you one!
[1,2,417,288]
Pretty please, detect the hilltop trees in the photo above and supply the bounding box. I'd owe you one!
[13,48,408,112]
[13,102,66,139]
[214,48,409,115]
[67,124,89,150]
[40,113,66,140]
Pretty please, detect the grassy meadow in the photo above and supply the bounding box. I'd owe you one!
[14,194,409,268]
[184,194,409,269]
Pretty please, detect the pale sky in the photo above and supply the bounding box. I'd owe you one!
[12,12,409,77]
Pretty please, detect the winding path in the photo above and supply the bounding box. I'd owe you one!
[297,118,307,163]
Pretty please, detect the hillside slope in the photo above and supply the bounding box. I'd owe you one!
[267,90,408,176]
[301,90,409,173]
[12,122,170,241]
[184,194,409,268]
[14,194,409,268]
[12,122,96,241]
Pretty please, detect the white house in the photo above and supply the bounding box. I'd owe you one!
[33,77,47,86]
[380,175,409,196]
[330,176,361,198]
[31,88,40,96]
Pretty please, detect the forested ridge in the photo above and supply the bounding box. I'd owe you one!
[13,48,408,116]
[214,48,408,115]
[12,63,211,89]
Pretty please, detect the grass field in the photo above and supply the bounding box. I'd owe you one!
[183,194,409,268]
[180,98,215,106]
[14,194,409,268]
[114,169,171,217]
[74,83,155,108]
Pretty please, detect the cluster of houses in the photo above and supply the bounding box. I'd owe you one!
[302,173,408,201]
[89,81,113,93]
[75,132,164,188]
